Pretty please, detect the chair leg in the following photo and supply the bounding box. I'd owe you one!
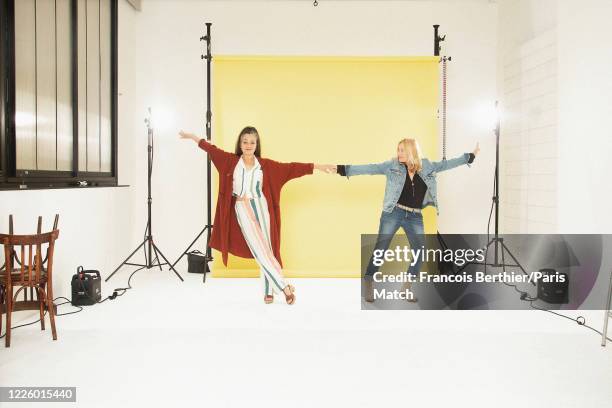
[37,287,45,331]
[46,290,57,341]
[0,286,4,336]
[6,290,12,348]
[46,281,54,317]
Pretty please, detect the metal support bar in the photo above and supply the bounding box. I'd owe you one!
[602,270,612,346]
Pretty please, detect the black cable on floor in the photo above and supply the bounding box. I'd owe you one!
[485,164,611,342]
[0,267,145,339]
[529,300,612,342]
[55,296,83,316]
[0,296,80,340]
[97,266,145,303]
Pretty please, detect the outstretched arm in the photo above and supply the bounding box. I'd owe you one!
[336,160,393,178]
[179,130,234,170]
[274,161,336,184]
[430,143,480,173]
[266,161,336,188]
[270,161,314,186]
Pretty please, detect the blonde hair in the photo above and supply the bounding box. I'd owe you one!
[398,138,423,172]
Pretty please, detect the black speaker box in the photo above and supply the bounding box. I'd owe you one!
[537,268,569,304]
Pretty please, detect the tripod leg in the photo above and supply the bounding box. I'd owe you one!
[142,222,151,267]
[203,247,212,284]
[500,240,528,276]
[143,240,149,268]
[501,241,506,273]
[153,243,184,282]
[501,242,529,275]
[482,238,496,275]
[152,244,163,271]
[602,272,612,346]
[106,239,147,282]
[171,227,209,269]
[453,238,495,274]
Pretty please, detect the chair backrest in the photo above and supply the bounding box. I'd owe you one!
[0,230,60,288]
[4,214,60,268]
[8,214,59,233]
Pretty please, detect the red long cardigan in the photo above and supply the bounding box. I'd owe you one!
[198,139,314,267]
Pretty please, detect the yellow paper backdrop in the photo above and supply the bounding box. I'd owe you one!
[210,56,439,278]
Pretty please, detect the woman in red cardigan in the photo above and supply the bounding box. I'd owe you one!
[179,127,335,305]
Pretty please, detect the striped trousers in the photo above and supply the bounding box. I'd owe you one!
[234,196,287,297]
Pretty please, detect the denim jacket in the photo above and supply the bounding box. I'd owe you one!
[343,153,472,215]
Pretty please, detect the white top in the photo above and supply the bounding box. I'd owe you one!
[232,156,263,199]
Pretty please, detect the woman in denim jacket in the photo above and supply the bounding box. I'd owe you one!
[337,139,480,302]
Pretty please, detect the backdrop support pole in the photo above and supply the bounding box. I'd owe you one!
[171,22,214,281]
[433,24,446,56]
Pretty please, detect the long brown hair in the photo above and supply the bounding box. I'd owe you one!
[234,126,261,157]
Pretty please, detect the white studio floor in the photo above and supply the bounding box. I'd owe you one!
[1,270,611,408]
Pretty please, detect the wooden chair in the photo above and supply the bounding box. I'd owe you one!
[0,228,60,347]
[0,215,59,303]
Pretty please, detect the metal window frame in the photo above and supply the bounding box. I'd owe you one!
[0,0,118,191]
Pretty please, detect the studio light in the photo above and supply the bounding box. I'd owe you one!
[106,107,184,283]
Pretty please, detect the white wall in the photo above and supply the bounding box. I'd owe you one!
[0,188,132,294]
[497,0,612,234]
[497,0,559,233]
[557,0,612,233]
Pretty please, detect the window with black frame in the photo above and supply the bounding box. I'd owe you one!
[0,0,117,190]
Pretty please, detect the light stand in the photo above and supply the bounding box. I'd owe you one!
[105,108,184,283]
[171,22,214,282]
[457,102,532,283]
[483,102,528,275]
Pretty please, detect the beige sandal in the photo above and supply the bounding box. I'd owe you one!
[264,295,274,304]
[402,282,418,302]
[284,285,296,305]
